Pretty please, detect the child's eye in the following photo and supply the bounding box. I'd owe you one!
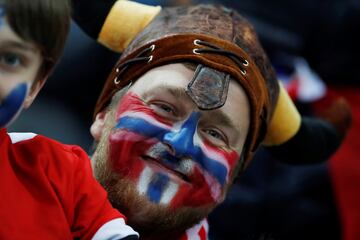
[0,53,22,67]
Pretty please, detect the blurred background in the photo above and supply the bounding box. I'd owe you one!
[9,0,360,239]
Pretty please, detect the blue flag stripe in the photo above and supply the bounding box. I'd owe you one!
[147,173,170,203]
[117,116,228,185]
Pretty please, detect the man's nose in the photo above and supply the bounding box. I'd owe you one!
[163,112,199,156]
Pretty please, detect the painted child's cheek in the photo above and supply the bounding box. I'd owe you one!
[0,83,28,128]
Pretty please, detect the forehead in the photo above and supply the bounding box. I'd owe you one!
[131,64,192,93]
[0,17,27,49]
[0,12,35,49]
[0,11,16,39]
[129,63,250,147]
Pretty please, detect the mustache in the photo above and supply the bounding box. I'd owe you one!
[146,142,195,177]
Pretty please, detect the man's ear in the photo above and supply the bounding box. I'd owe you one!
[91,111,107,141]
[23,77,47,108]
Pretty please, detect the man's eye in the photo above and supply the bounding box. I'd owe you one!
[203,128,226,142]
[150,102,177,117]
[0,53,21,67]
[158,104,173,113]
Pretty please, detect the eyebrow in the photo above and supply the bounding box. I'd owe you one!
[0,40,38,53]
[143,84,190,100]
[159,84,189,99]
[202,109,241,135]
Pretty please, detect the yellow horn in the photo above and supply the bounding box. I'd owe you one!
[263,81,301,146]
[98,0,161,52]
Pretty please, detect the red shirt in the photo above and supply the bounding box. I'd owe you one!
[0,128,127,239]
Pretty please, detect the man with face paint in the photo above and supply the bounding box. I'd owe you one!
[84,4,279,239]
[0,1,141,239]
[69,0,356,238]
[67,1,354,239]
[69,1,353,239]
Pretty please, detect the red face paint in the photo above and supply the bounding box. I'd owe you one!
[109,92,240,208]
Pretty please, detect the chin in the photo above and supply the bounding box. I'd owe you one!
[96,160,214,237]
[93,133,216,237]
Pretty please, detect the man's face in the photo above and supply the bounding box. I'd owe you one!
[0,8,42,127]
[92,63,250,231]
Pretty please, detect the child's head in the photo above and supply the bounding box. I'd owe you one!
[0,0,70,127]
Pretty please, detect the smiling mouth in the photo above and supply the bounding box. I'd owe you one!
[142,156,190,182]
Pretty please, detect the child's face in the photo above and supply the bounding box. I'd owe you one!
[0,7,43,128]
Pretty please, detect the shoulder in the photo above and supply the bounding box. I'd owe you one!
[8,131,90,169]
[7,132,38,143]
[10,131,85,153]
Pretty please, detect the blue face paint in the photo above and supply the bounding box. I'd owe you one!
[163,112,199,156]
[0,83,28,128]
[116,111,228,185]
[112,93,240,206]
[147,173,170,203]
[162,113,228,185]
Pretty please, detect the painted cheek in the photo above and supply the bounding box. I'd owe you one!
[0,83,28,128]
[181,129,237,189]
[115,92,173,126]
[200,139,240,184]
[175,141,239,206]
[170,166,222,208]
[167,113,238,186]
[162,113,226,206]
[109,130,155,180]
[109,92,173,179]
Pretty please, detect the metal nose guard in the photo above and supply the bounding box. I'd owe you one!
[186,64,230,110]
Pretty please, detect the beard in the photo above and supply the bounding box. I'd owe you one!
[92,112,214,239]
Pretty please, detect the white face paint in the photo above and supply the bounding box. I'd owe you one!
[136,166,180,205]
[0,6,42,128]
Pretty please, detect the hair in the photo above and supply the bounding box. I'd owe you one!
[1,0,71,81]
